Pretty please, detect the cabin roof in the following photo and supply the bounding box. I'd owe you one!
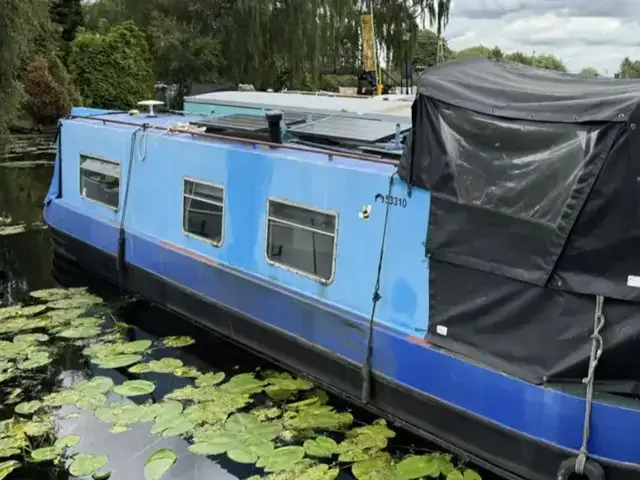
[419,56,640,123]
[184,90,413,121]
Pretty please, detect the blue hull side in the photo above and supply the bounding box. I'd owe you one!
[44,199,640,480]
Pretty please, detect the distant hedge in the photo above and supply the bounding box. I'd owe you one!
[68,20,155,110]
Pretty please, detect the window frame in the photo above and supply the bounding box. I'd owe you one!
[265,197,339,285]
[79,153,121,211]
[181,176,225,247]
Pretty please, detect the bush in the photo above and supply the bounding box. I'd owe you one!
[22,55,73,125]
[68,20,155,110]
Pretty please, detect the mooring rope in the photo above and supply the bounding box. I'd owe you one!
[116,124,147,281]
[361,172,395,403]
[576,295,606,475]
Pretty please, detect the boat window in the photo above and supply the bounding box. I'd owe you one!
[79,155,120,209]
[183,178,224,246]
[266,199,337,283]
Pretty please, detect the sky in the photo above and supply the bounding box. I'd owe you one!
[444,0,640,76]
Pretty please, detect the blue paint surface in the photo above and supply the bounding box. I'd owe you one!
[44,201,640,465]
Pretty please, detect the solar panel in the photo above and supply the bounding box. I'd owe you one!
[191,114,269,132]
[288,116,410,143]
[281,110,328,125]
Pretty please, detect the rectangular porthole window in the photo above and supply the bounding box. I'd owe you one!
[79,155,121,209]
[266,199,338,283]
[183,178,224,246]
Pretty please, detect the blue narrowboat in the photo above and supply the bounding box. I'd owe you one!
[44,57,640,480]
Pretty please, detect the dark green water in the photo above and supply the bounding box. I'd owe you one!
[0,135,491,480]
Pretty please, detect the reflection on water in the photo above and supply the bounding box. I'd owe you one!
[0,135,489,480]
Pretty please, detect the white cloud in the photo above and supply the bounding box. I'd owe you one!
[441,0,640,75]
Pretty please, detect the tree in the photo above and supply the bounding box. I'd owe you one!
[456,45,503,60]
[0,0,54,147]
[579,67,599,77]
[618,57,640,79]
[68,20,155,109]
[413,29,453,68]
[22,55,73,125]
[50,0,84,43]
[532,53,567,72]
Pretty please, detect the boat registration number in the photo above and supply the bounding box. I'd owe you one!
[375,193,407,208]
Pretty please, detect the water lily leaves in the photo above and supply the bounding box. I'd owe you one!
[92,354,142,369]
[297,463,340,480]
[17,305,48,317]
[31,446,63,462]
[447,471,464,480]
[0,449,19,459]
[15,400,42,415]
[396,455,440,479]
[195,372,225,387]
[77,376,114,394]
[48,295,102,310]
[57,325,101,339]
[161,336,195,348]
[30,288,71,300]
[69,453,109,477]
[263,371,314,399]
[0,306,26,320]
[0,460,20,479]
[227,447,258,464]
[13,333,49,344]
[24,420,51,436]
[114,380,156,397]
[150,415,195,438]
[303,437,338,458]
[462,469,482,480]
[96,402,147,425]
[93,471,112,480]
[55,434,81,449]
[144,448,177,480]
[108,425,130,434]
[352,452,394,480]
[220,373,266,395]
[17,351,52,370]
[256,446,305,473]
[172,366,200,378]
[284,405,353,431]
[129,358,183,374]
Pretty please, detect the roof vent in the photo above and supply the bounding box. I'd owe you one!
[137,100,164,117]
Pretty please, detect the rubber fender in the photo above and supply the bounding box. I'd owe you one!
[556,457,606,480]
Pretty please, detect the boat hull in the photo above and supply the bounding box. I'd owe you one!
[44,199,640,480]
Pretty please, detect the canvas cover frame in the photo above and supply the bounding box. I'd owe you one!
[398,57,640,393]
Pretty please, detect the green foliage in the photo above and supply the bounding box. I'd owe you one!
[413,29,454,68]
[50,0,84,43]
[618,57,640,79]
[579,67,599,78]
[68,20,154,109]
[21,55,73,125]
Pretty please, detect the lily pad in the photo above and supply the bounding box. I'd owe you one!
[151,415,195,438]
[114,380,156,397]
[462,469,482,480]
[129,358,183,374]
[144,448,177,480]
[93,472,112,480]
[303,437,338,458]
[195,372,225,387]
[0,449,19,459]
[396,455,439,479]
[69,453,109,477]
[172,366,200,378]
[352,453,394,480]
[55,434,81,449]
[31,446,63,462]
[30,288,70,300]
[15,400,42,415]
[161,336,195,348]
[0,460,20,479]
[447,471,464,480]
[13,333,49,344]
[227,446,258,464]
[92,354,142,369]
[256,445,305,473]
[108,425,130,434]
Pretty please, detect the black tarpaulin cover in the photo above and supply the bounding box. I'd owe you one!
[398,57,640,394]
